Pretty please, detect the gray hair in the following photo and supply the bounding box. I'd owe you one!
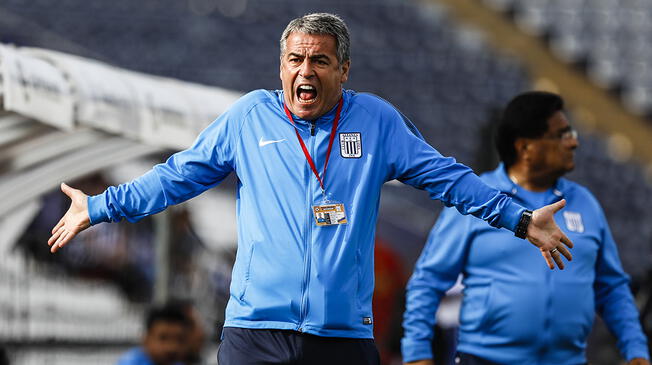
[279,13,350,65]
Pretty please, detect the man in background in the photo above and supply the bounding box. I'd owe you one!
[401,91,650,365]
[170,299,206,365]
[117,303,191,365]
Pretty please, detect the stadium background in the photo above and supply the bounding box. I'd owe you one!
[1,0,652,364]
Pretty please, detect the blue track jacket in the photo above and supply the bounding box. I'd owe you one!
[402,165,649,364]
[116,347,156,365]
[88,90,525,339]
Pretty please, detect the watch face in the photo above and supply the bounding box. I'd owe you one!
[515,210,532,239]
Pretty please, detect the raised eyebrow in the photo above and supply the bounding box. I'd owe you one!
[287,52,305,59]
[309,54,331,62]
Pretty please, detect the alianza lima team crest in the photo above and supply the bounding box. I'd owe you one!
[339,132,362,158]
[563,211,584,233]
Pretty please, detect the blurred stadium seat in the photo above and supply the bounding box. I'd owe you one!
[496,0,652,115]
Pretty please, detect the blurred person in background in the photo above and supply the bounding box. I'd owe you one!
[169,299,207,365]
[401,91,650,365]
[48,13,573,365]
[118,303,191,365]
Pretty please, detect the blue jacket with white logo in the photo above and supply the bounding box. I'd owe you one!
[88,90,524,338]
[402,165,649,363]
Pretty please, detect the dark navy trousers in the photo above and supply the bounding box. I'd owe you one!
[456,352,503,365]
[218,327,380,365]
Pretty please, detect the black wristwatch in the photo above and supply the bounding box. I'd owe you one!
[515,209,533,239]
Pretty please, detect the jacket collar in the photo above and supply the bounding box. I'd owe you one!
[488,163,569,199]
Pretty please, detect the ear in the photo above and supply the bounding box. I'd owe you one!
[340,60,351,84]
[514,138,529,158]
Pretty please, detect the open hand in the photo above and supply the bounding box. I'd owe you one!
[527,199,573,270]
[47,183,91,253]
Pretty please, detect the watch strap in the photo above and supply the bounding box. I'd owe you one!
[515,209,533,239]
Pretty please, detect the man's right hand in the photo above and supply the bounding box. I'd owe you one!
[405,360,434,365]
[47,183,91,253]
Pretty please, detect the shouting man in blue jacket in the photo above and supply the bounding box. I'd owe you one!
[49,14,573,365]
[401,91,650,365]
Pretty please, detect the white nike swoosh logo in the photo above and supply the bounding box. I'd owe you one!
[258,137,287,147]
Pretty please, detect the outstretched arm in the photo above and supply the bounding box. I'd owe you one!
[527,199,573,270]
[47,183,91,253]
[385,115,574,269]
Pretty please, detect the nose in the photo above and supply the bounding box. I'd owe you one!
[566,134,579,149]
[562,129,579,149]
[299,59,315,79]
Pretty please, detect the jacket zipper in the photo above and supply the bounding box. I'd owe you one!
[298,122,315,331]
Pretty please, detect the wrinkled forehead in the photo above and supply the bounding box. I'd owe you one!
[284,32,337,55]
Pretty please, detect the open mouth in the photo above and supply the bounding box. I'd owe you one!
[296,84,317,104]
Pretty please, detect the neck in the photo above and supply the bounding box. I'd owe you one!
[507,164,557,192]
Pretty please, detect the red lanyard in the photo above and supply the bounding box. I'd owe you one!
[283,98,343,194]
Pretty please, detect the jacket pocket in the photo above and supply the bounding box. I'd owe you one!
[355,248,362,311]
[552,281,594,349]
[238,243,255,301]
[478,281,545,345]
[459,281,492,333]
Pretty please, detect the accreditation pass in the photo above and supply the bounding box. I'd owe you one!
[312,203,348,226]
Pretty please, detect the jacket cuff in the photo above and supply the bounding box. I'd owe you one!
[400,338,433,363]
[87,194,110,225]
[625,346,650,362]
[499,200,525,232]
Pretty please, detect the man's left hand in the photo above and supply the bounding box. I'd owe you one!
[629,358,650,365]
[527,199,573,270]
